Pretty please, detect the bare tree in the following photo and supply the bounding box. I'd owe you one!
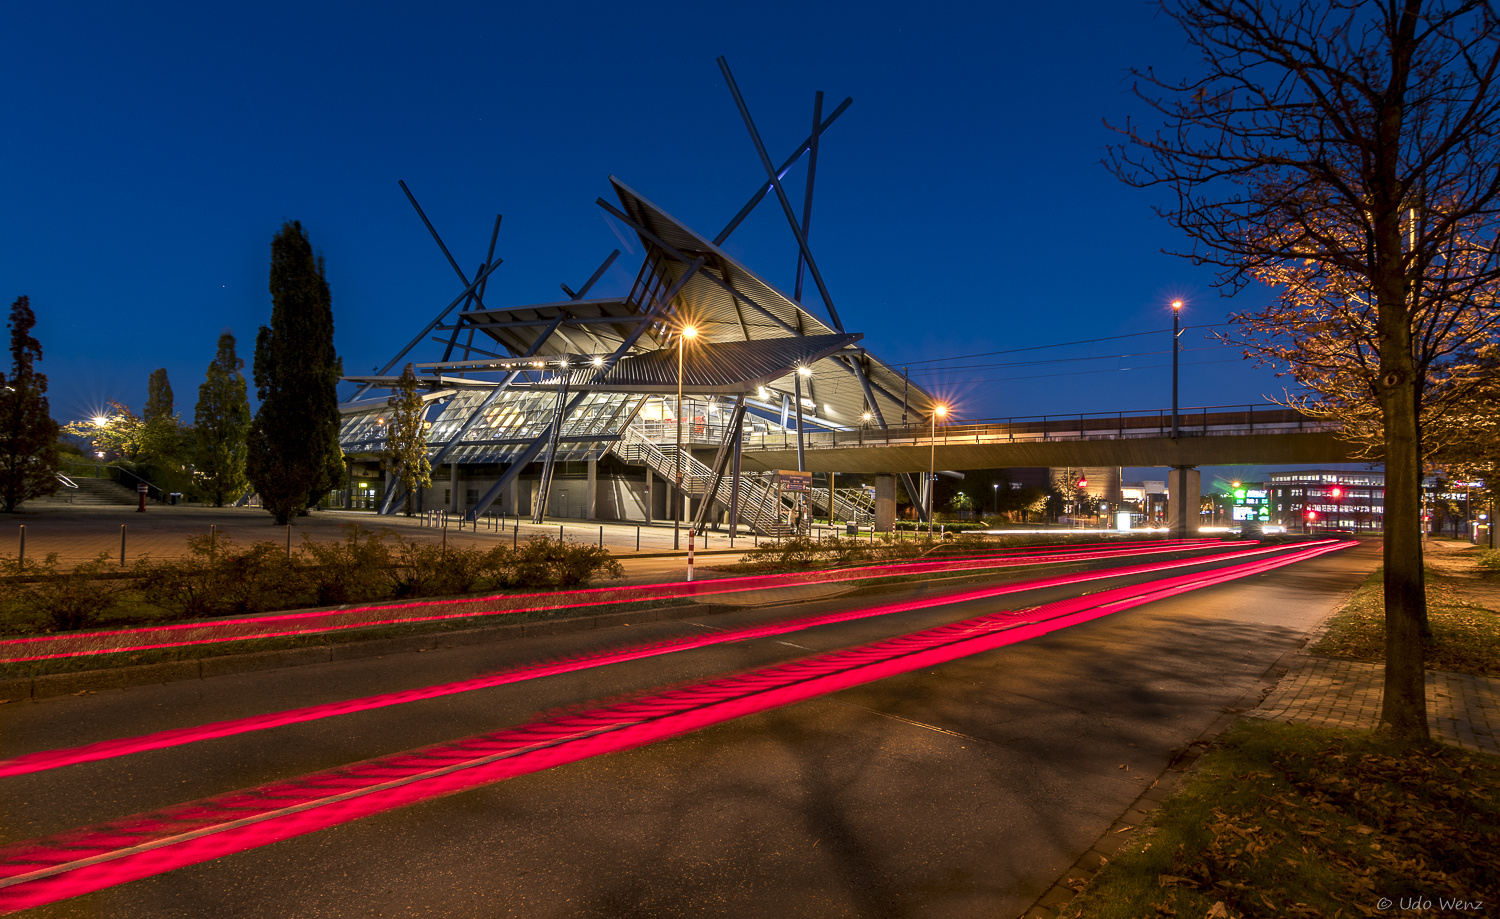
[1107,0,1500,741]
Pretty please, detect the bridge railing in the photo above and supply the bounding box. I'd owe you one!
[740,404,1341,453]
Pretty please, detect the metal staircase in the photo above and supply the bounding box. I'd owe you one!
[612,424,790,537]
[805,486,873,525]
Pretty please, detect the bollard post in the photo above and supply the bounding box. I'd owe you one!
[599,525,603,548]
[513,523,518,549]
[559,524,564,541]
[120,524,126,566]
[209,524,216,559]
[687,528,695,582]
[286,524,292,559]
[18,525,24,564]
[636,526,640,551]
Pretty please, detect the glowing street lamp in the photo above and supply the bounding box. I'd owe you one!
[928,403,947,536]
[675,325,698,552]
[1171,299,1184,439]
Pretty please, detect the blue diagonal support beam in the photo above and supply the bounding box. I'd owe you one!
[718,56,844,333]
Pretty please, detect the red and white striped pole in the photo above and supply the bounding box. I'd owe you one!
[687,528,695,582]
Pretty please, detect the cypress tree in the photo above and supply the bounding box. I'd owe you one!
[194,332,251,507]
[0,296,60,512]
[247,221,346,525]
[141,367,186,466]
[145,368,173,425]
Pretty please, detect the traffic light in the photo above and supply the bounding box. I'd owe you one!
[1307,509,1318,520]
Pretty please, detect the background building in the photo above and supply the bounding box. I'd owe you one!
[1267,469,1384,532]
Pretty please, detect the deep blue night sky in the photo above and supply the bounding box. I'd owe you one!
[5,0,1297,462]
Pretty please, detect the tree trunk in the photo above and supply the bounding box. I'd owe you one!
[1378,316,1430,742]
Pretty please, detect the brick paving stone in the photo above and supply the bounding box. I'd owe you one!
[1248,642,1500,756]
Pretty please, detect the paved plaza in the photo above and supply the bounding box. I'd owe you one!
[1,503,763,571]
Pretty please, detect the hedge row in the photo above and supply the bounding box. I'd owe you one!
[0,526,624,634]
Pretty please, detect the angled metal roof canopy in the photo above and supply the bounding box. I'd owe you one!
[340,60,937,526]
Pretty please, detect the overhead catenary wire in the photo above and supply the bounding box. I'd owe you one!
[903,343,1237,375]
[891,323,1232,366]
[916,356,1247,386]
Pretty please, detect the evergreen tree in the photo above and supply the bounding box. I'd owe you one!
[247,221,347,525]
[140,367,189,466]
[194,332,252,507]
[145,368,173,425]
[0,296,60,512]
[381,364,433,516]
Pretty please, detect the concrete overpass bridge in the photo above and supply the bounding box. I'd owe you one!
[730,404,1364,536]
[736,405,1361,473]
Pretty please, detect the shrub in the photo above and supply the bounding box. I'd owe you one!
[1479,549,1500,570]
[133,534,301,618]
[0,553,128,633]
[733,535,831,571]
[386,539,490,598]
[490,536,625,589]
[297,525,394,605]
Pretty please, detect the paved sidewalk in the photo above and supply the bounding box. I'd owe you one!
[1248,652,1500,755]
[0,505,759,567]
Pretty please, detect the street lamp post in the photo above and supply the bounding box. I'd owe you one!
[928,404,946,537]
[993,482,999,518]
[1171,299,1183,439]
[674,325,697,551]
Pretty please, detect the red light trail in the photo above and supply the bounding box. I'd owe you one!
[0,539,1236,662]
[0,540,1352,912]
[0,541,1315,779]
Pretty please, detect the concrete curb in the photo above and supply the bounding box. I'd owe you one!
[0,602,723,704]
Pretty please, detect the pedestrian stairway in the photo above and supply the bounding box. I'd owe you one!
[805,486,873,525]
[31,474,149,507]
[612,424,791,537]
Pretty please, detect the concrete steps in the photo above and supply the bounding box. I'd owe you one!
[38,475,148,506]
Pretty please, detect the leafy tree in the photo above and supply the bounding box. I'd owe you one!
[0,296,59,511]
[381,364,432,516]
[64,401,145,461]
[1106,0,1500,742]
[247,221,347,525]
[194,332,252,507]
[1431,342,1500,542]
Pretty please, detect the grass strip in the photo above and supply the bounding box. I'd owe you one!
[1311,567,1500,677]
[1061,720,1500,919]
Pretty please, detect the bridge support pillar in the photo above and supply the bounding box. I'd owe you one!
[874,474,896,534]
[1167,466,1201,539]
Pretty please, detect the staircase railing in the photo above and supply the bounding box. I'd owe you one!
[613,425,788,536]
[806,486,872,524]
[58,461,169,502]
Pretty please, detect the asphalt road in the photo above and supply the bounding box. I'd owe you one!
[0,540,1381,918]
